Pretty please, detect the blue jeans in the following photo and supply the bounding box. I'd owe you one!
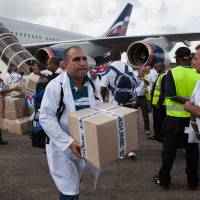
[59,193,79,200]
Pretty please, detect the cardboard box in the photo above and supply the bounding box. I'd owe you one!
[68,103,139,168]
[0,111,3,129]
[4,109,28,120]
[3,118,9,131]
[8,117,32,135]
[4,96,25,110]
[4,97,28,120]
[0,96,4,110]
[26,74,40,95]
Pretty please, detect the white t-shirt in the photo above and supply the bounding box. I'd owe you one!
[135,78,146,97]
[185,80,200,143]
[6,73,20,84]
[100,61,137,105]
[88,73,101,95]
[146,69,158,93]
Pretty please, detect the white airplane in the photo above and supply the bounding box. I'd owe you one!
[0,3,200,74]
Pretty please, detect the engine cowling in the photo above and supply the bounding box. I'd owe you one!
[35,47,64,64]
[127,41,170,68]
[35,47,96,68]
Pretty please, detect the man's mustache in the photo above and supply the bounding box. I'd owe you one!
[78,68,88,71]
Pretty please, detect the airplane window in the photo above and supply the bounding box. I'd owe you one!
[28,34,30,38]
[49,38,51,41]
[19,33,22,36]
[15,32,18,36]
[39,36,41,39]
[24,33,26,37]
[32,35,34,38]
[46,37,48,40]
[36,35,38,39]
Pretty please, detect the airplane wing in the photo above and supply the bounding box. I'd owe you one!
[90,32,200,49]
[24,32,200,54]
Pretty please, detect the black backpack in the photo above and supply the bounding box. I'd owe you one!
[109,65,138,105]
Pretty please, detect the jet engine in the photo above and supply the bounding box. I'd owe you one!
[35,47,96,68]
[127,39,172,68]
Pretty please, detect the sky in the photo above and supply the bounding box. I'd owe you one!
[0,0,200,57]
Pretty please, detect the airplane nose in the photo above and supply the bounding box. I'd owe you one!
[0,23,37,74]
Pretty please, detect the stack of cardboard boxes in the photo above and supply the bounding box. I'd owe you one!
[0,73,40,135]
[0,96,4,129]
[26,73,40,96]
[3,95,32,135]
[0,81,35,135]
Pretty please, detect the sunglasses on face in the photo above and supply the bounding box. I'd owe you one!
[72,56,87,62]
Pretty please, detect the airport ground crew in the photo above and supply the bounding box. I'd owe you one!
[153,47,200,190]
[39,46,102,200]
[144,73,152,113]
[149,63,166,142]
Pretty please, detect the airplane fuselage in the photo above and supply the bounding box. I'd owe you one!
[0,16,92,45]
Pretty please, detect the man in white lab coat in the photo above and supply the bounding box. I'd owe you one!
[39,46,102,200]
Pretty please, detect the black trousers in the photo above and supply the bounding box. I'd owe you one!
[134,96,150,131]
[159,132,199,187]
[32,130,46,149]
[152,105,166,141]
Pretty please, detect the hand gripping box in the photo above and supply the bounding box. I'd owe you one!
[68,103,139,168]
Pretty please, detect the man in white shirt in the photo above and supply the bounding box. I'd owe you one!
[183,45,200,190]
[100,60,137,106]
[184,46,200,141]
[39,46,102,199]
[88,68,101,95]
[134,67,150,135]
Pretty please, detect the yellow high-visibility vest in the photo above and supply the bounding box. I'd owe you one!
[152,72,166,105]
[166,66,200,117]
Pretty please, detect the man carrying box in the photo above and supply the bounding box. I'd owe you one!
[0,85,21,145]
[39,46,102,200]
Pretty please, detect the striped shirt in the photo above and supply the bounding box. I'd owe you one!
[69,75,91,111]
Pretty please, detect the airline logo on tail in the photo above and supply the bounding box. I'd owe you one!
[105,3,133,37]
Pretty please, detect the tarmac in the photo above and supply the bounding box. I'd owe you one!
[1,113,200,200]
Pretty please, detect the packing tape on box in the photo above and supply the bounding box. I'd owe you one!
[78,110,102,159]
[78,106,126,160]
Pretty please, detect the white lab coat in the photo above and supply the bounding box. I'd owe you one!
[39,72,102,195]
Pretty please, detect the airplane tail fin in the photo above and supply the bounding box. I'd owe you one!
[104,3,133,37]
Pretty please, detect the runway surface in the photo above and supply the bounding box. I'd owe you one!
[0,113,199,200]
